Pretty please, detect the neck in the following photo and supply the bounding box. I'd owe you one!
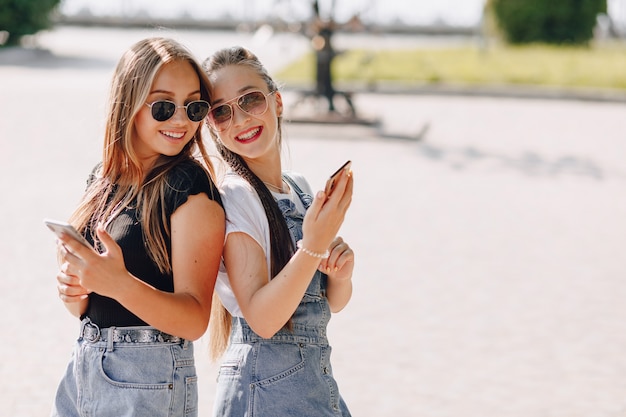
[263,178,288,193]
[243,154,284,192]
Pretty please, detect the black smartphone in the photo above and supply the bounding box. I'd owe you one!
[324,160,352,195]
[44,219,92,248]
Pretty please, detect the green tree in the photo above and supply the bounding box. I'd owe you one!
[0,0,61,47]
[489,0,607,45]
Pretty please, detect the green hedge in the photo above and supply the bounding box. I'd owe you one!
[490,0,607,45]
[0,0,61,46]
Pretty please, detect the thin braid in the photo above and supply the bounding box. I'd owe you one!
[205,46,296,356]
[216,142,295,278]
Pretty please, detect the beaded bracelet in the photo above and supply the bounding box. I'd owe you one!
[296,240,330,259]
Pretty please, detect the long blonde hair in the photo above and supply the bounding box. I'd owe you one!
[203,46,295,360]
[69,37,217,274]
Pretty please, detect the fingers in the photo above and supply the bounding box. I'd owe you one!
[58,240,85,279]
[302,170,354,254]
[56,270,90,302]
[305,190,327,223]
[58,291,89,303]
[318,237,354,275]
[59,243,82,265]
[58,232,93,259]
[95,224,120,256]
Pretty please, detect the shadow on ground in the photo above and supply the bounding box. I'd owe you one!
[415,142,613,180]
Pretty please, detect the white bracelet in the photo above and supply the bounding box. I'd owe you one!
[297,240,329,259]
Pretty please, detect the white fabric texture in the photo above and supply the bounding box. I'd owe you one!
[214,170,312,317]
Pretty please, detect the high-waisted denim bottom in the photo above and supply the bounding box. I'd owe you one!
[51,318,198,417]
[212,270,351,417]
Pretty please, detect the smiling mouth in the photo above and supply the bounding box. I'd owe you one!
[236,127,261,142]
[161,130,185,140]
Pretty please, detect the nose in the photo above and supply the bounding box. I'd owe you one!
[170,105,188,124]
[230,103,250,127]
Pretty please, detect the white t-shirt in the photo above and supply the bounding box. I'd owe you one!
[214,171,313,317]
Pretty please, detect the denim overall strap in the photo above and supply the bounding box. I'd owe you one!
[282,174,311,210]
[276,174,331,334]
[276,174,313,245]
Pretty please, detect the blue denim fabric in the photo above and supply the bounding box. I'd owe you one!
[51,319,198,417]
[212,176,351,417]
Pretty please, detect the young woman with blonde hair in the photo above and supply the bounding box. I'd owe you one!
[51,37,225,417]
[203,46,354,417]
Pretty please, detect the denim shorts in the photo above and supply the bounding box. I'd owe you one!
[51,318,198,417]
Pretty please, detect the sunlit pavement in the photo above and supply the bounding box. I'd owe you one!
[1,26,625,417]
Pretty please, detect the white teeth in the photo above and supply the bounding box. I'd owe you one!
[238,128,260,140]
[162,131,185,139]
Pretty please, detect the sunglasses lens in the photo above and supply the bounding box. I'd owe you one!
[209,105,232,125]
[150,101,176,122]
[239,91,268,115]
[186,101,210,122]
[208,91,272,131]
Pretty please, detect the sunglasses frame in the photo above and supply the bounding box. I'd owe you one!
[144,99,210,123]
[207,90,276,132]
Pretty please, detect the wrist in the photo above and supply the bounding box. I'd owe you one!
[297,240,329,259]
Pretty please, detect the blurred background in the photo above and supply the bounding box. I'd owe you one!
[52,0,626,33]
[1,1,625,416]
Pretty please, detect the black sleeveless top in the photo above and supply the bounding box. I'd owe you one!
[81,159,223,328]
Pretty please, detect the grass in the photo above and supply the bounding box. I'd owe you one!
[275,42,626,92]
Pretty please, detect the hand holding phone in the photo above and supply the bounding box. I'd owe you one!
[44,219,92,248]
[324,160,352,196]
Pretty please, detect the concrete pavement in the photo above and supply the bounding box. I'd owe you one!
[1,26,625,416]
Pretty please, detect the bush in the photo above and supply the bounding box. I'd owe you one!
[0,0,61,46]
[490,0,607,45]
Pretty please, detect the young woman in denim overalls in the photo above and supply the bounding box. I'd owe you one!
[203,46,355,416]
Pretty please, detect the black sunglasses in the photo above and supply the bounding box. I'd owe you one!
[207,90,275,132]
[145,100,210,122]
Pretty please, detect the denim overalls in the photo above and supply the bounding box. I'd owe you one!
[212,176,351,417]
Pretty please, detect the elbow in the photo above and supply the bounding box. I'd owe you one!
[330,305,345,314]
[252,326,279,340]
[181,328,206,342]
[328,298,350,313]
[181,319,209,342]
[184,328,206,342]
[247,321,281,339]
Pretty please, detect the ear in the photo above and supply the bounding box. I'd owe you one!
[274,91,284,117]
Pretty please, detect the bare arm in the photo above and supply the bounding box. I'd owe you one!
[226,170,353,338]
[224,233,323,338]
[58,194,225,340]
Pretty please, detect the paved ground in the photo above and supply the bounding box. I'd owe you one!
[1,26,625,417]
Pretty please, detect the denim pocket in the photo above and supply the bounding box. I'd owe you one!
[184,376,198,416]
[252,342,305,387]
[218,343,249,380]
[218,358,242,377]
[98,346,172,389]
[251,343,327,416]
[90,345,173,416]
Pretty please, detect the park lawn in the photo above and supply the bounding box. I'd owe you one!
[275,42,626,92]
